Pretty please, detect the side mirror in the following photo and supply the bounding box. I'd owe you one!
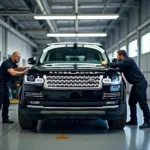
[112,58,118,62]
[28,57,36,65]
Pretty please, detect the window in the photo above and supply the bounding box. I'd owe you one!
[129,40,137,57]
[22,59,26,67]
[141,33,150,54]
[40,46,108,64]
[120,46,127,51]
[0,51,1,64]
[113,50,118,58]
[108,53,113,61]
[0,51,1,61]
[8,54,11,58]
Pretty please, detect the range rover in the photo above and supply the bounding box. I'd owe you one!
[18,42,127,130]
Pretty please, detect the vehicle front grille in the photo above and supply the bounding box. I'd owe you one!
[43,71,104,89]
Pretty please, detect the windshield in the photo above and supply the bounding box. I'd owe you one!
[39,45,108,65]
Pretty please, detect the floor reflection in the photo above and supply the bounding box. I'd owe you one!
[1,102,150,150]
[124,126,150,150]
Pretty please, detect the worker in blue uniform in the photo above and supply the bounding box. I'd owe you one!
[102,50,150,129]
[0,51,28,123]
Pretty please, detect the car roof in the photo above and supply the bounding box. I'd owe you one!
[43,42,105,54]
[46,42,102,47]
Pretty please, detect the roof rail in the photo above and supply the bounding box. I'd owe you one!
[47,42,102,46]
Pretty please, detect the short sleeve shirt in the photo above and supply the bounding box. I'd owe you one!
[0,58,18,82]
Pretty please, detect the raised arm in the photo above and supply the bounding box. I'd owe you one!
[102,58,132,68]
[5,63,27,76]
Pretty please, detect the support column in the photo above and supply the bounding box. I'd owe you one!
[75,0,78,42]
[117,44,120,51]
[125,38,128,53]
[137,29,141,68]
[2,27,7,60]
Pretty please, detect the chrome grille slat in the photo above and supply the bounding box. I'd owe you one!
[43,71,103,89]
[46,76,100,87]
[103,92,121,97]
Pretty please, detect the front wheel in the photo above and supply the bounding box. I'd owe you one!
[18,104,38,130]
[108,103,127,129]
[108,86,127,129]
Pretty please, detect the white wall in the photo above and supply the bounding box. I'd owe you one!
[0,26,2,64]
[105,0,150,100]
[7,31,33,66]
[140,53,150,99]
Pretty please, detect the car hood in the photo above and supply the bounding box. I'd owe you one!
[36,63,106,70]
[26,63,119,77]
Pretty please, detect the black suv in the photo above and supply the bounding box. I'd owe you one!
[18,42,127,130]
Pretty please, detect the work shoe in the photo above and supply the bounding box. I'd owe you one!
[2,119,14,124]
[126,120,137,125]
[139,121,150,129]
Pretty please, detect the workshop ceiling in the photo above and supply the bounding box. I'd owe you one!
[0,0,140,49]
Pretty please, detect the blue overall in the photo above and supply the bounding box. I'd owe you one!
[108,57,150,123]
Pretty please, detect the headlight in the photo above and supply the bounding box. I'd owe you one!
[103,75,121,85]
[111,75,121,82]
[27,75,35,81]
[24,75,44,84]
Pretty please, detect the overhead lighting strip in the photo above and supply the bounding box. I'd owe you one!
[34,14,119,20]
[46,33,107,37]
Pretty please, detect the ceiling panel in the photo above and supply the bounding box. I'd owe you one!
[0,0,137,47]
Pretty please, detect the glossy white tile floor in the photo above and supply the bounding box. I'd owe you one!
[0,99,150,150]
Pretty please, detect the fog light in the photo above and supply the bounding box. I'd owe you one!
[30,101,40,104]
[35,77,44,83]
[106,101,116,105]
[103,77,111,84]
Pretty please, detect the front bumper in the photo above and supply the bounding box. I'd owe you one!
[20,83,124,120]
[20,104,124,120]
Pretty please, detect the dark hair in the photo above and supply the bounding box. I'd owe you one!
[117,50,128,57]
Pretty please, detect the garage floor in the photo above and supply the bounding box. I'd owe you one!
[0,100,150,150]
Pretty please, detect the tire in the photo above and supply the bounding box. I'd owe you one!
[18,104,38,130]
[108,86,127,129]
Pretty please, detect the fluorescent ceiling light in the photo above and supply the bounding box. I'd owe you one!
[47,33,76,37]
[34,14,119,20]
[78,14,119,20]
[46,33,107,37]
[77,33,107,37]
[34,15,76,20]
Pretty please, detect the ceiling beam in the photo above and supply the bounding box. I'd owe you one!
[19,26,112,34]
[0,13,35,16]
[51,3,140,9]
[36,0,60,42]
[19,29,47,34]
[56,20,108,24]
[95,0,112,36]
[0,18,37,48]
[105,1,129,32]
[33,39,53,42]
[97,0,130,42]
[59,27,106,31]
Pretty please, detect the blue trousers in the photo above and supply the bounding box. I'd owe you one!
[0,82,10,120]
[129,79,150,123]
